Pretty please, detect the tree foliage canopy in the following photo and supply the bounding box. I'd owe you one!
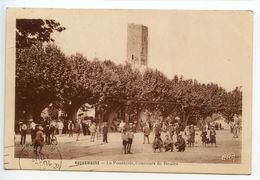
[16,19,66,48]
[15,19,242,125]
[16,43,242,124]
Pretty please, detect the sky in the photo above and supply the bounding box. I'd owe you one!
[48,9,252,91]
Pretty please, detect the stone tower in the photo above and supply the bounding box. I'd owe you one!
[127,23,148,70]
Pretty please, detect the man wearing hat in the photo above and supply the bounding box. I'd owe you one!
[74,119,82,141]
[45,124,51,145]
[19,121,28,145]
[174,117,181,135]
[57,120,64,137]
[189,125,195,147]
[127,129,134,154]
[89,122,96,142]
[102,122,108,143]
[143,124,151,144]
[122,129,128,154]
[209,126,217,147]
[68,120,74,137]
[168,123,174,140]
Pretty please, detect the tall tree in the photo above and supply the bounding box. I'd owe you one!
[16,43,69,122]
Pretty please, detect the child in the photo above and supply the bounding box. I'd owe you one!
[127,129,134,154]
[152,136,163,152]
[175,134,186,152]
[164,135,174,152]
[122,129,128,154]
[33,126,44,154]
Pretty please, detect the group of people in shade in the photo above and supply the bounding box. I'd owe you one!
[141,121,187,153]
[71,119,109,143]
[117,116,218,154]
[18,118,109,154]
[143,117,217,153]
[18,115,241,155]
[18,119,45,154]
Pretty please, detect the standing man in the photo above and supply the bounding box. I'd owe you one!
[89,122,96,142]
[209,127,217,146]
[168,123,174,140]
[154,123,162,142]
[50,121,56,139]
[45,124,51,145]
[67,120,74,137]
[74,119,82,141]
[102,123,108,143]
[127,129,134,154]
[143,125,150,144]
[29,119,36,145]
[189,125,195,147]
[122,129,128,154]
[57,120,64,137]
[82,119,87,136]
[119,120,125,132]
[233,123,239,138]
[19,121,28,145]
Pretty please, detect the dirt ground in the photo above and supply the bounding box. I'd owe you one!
[14,129,241,164]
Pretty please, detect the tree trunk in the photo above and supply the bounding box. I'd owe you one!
[182,113,190,130]
[33,102,49,123]
[66,106,78,122]
[105,104,123,131]
[106,111,117,131]
[136,108,145,132]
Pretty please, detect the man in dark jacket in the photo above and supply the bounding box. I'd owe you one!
[102,123,108,143]
[19,121,28,145]
[45,125,51,145]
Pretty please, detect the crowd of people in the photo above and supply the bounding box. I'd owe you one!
[17,118,109,154]
[17,114,241,155]
[114,115,220,155]
[125,116,219,154]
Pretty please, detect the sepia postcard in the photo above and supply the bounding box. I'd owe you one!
[4,8,253,174]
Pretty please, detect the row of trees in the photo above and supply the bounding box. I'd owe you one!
[15,19,242,130]
[16,43,242,126]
